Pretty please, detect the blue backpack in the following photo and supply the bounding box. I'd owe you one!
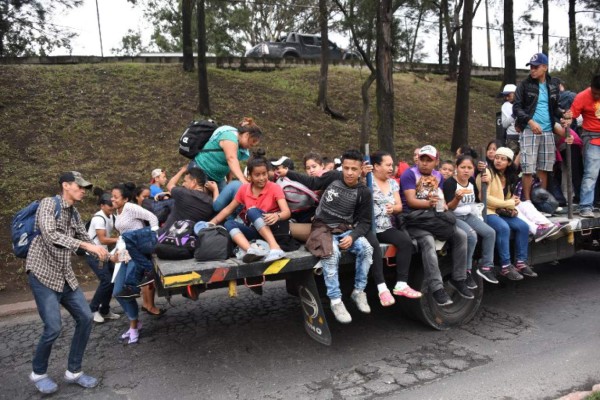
[12,196,62,258]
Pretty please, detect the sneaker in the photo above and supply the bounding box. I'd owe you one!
[447,279,475,299]
[64,372,99,388]
[93,311,105,323]
[465,273,478,290]
[579,208,595,218]
[534,225,560,242]
[30,373,58,394]
[432,289,453,306]
[500,265,523,281]
[101,311,121,320]
[351,291,371,314]
[516,262,538,278]
[137,271,155,287]
[477,266,499,284]
[264,249,285,263]
[379,290,396,306]
[331,301,352,324]
[242,244,268,263]
[549,223,572,240]
[115,286,141,298]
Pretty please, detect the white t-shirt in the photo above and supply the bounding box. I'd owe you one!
[501,101,518,138]
[87,211,115,248]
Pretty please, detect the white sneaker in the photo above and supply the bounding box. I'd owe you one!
[264,249,285,262]
[331,301,352,324]
[101,311,121,320]
[93,311,104,323]
[351,291,371,314]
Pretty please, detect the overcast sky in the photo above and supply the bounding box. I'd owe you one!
[52,0,578,69]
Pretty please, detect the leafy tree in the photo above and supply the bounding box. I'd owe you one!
[111,29,147,56]
[0,0,81,57]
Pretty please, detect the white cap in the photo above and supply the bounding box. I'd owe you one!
[418,145,438,160]
[501,84,517,95]
[151,168,163,178]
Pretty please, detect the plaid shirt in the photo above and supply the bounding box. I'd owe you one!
[25,196,92,292]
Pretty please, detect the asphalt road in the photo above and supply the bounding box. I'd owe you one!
[1,251,599,400]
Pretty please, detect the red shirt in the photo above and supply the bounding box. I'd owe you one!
[234,181,285,213]
[571,87,600,133]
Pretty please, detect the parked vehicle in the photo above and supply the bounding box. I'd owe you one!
[245,32,358,60]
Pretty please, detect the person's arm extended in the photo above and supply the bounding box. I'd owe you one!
[221,140,249,185]
[167,165,188,192]
[96,229,118,246]
[286,170,340,191]
[209,198,241,225]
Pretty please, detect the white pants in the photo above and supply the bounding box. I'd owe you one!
[516,200,553,235]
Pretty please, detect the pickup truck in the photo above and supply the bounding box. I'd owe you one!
[245,32,357,60]
[154,213,600,346]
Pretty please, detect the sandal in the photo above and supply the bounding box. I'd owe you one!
[379,290,396,307]
[393,286,422,299]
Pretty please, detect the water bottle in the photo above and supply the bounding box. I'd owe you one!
[435,189,445,212]
[116,237,127,262]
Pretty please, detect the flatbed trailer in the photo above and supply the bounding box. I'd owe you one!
[154,212,600,345]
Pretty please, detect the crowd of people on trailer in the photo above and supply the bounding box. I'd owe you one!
[24,53,600,394]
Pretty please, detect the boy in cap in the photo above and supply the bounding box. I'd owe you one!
[400,145,473,306]
[150,168,168,199]
[501,83,519,150]
[26,172,109,394]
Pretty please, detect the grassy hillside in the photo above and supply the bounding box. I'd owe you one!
[0,63,501,280]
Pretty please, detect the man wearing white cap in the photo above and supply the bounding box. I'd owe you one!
[501,84,519,147]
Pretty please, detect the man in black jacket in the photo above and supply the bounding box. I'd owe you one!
[513,52,569,200]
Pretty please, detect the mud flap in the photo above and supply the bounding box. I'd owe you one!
[292,269,332,346]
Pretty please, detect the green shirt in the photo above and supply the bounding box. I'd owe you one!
[194,125,250,182]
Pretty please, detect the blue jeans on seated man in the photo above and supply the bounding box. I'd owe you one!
[28,272,93,375]
[579,133,600,213]
[112,261,139,321]
[122,227,157,291]
[320,231,373,301]
[224,207,267,240]
[85,254,115,315]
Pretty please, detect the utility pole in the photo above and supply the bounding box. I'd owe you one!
[485,0,491,67]
[95,0,104,57]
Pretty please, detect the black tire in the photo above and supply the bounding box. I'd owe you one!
[396,256,483,330]
[282,53,300,59]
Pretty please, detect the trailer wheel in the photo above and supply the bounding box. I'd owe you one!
[396,258,483,330]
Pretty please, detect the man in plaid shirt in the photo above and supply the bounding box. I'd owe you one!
[26,171,109,394]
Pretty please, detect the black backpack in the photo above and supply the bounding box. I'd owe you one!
[155,220,197,260]
[178,120,220,159]
[194,225,233,261]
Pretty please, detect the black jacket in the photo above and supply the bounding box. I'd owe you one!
[513,73,564,132]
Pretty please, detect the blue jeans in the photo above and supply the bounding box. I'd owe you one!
[85,254,115,314]
[112,261,139,321]
[456,213,496,269]
[224,207,266,240]
[320,231,373,300]
[486,214,529,266]
[122,227,157,291]
[28,272,93,374]
[213,180,243,213]
[579,133,600,212]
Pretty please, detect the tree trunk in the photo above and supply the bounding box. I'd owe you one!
[438,6,443,70]
[542,0,549,56]
[442,0,459,81]
[485,0,491,67]
[451,0,474,151]
[568,0,579,73]
[182,0,194,72]
[409,8,424,66]
[502,0,516,86]
[196,0,211,116]
[376,0,395,157]
[360,73,376,151]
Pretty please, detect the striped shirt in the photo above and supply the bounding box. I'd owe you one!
[25,196,92,292]
[114,202,159,234]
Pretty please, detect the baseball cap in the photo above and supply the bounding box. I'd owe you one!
[58,171,93,189]
[271,156,295,170]
[151,168,164,178]
[418,145,438,160]
[501,84,517,95]
[526,52,548,67]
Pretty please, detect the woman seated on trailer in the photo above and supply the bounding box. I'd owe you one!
[371,150,421,304]
[476,147,536,281]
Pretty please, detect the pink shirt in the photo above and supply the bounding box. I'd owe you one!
[234,181,285,213]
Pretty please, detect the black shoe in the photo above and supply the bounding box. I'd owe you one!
[516,263,538,278]
[137,271,155,288]
[432,289,453,306]
[465,272,478,290]
[500,265,523,281]
[477,266,499,284]
[115,286,141,298]
[447,279,475,300]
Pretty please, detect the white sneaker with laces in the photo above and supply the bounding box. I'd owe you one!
[101,311,121,320]
[351,291,371,314]
[264,249,285,262]
[331,301,352,324]
[93,311,104,323]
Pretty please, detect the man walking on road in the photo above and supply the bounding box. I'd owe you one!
[513,53,569,200]
[26,171,109,394]
[571,74,600,218]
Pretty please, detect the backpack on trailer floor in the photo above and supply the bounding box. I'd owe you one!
[155,220,198,260]
[12,196,62,258]
[276,177,320,212]
[178,120,220,159]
